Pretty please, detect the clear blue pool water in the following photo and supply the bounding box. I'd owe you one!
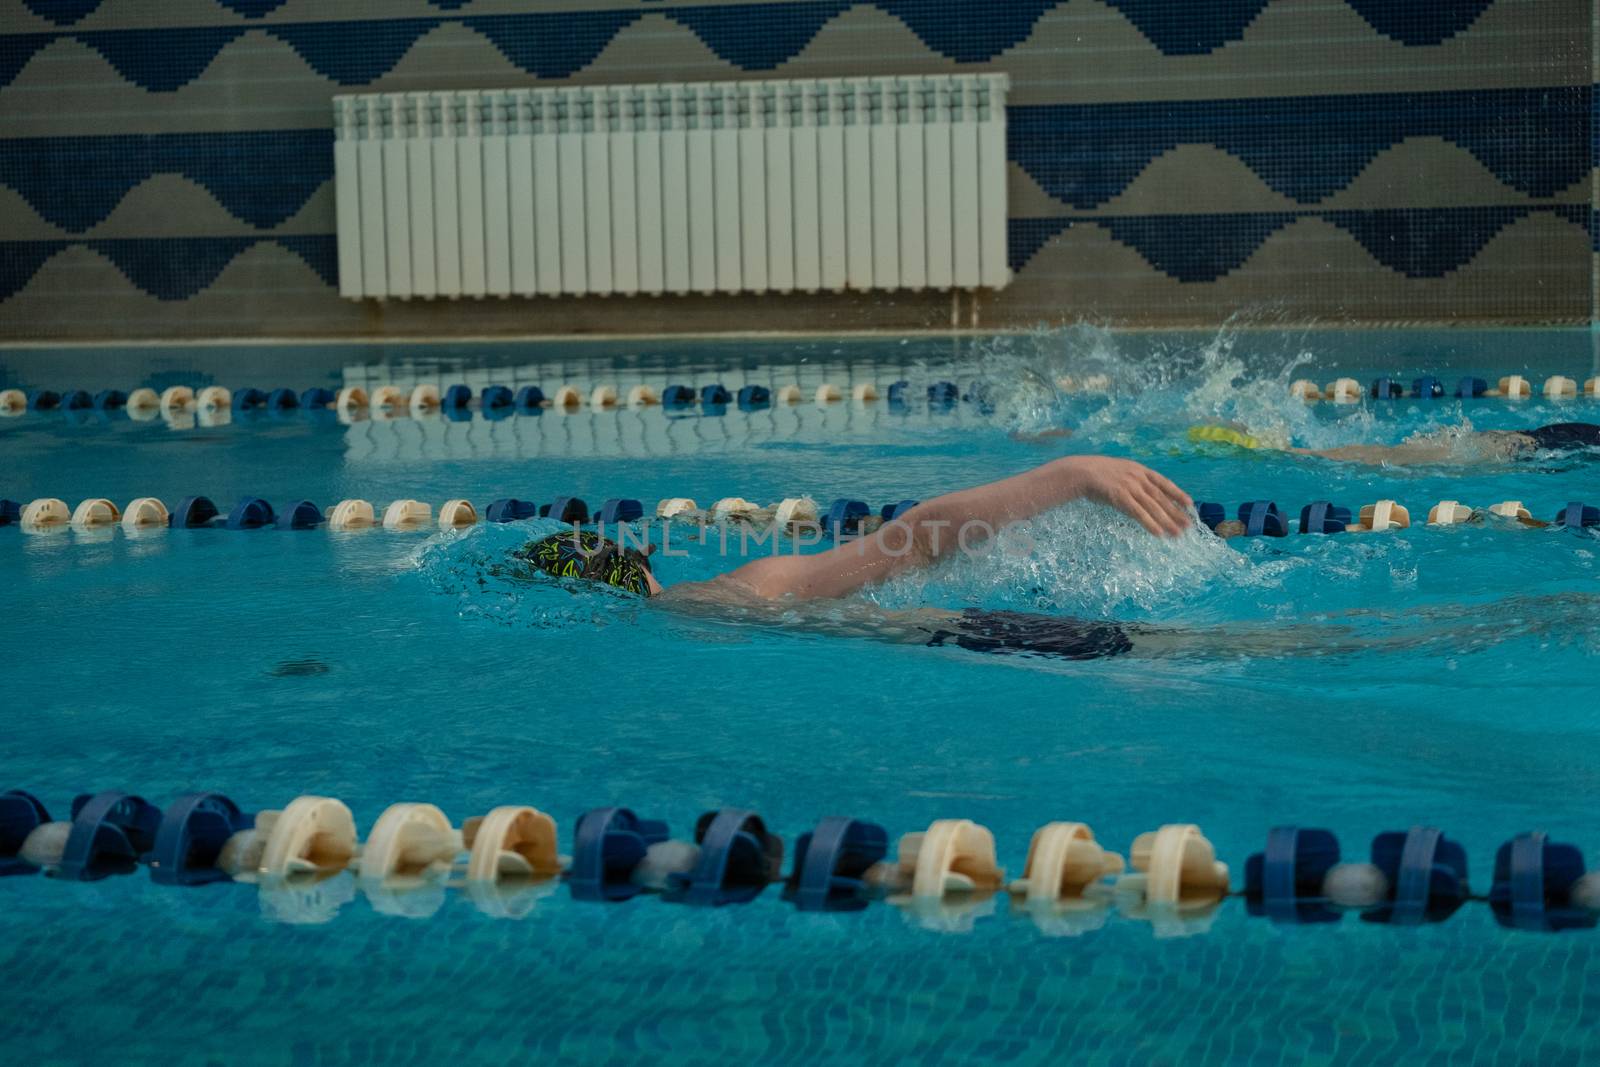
[2,328,1599,1064]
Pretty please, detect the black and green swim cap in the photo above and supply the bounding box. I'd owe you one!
[515,529,653,596]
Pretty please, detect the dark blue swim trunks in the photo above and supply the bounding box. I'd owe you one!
[924,609,1134,660]
[1521,423,1600,452]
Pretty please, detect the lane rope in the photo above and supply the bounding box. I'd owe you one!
[2,789,1594,932]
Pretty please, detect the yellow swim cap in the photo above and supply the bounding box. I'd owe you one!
[1187,424,1261,450]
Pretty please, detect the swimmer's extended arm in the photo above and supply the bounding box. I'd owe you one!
[695,456,1192,602]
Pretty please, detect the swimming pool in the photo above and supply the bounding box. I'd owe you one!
[3,327,1599,1064]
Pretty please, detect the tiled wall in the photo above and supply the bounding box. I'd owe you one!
[0,0,1593,339]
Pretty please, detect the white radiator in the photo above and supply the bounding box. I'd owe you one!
[332,75,1010,301]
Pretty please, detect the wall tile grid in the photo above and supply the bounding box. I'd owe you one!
[0,0,1592,338]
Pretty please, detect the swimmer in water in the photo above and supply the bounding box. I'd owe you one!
[512,455,1202,662]
[1189,422,1600,466]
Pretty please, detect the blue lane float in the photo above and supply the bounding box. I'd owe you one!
[1244,826,1341,924]
[662,384,694,407]
[701,384,731,405]
[232,388,267,412]
[0,500,20,526]
[275,500,323,529]
[480,385,513,410]
[1412,376,1443,399]
[1555,502,1600,529]
[1196,501,1225,531]
[1489,832,1595,933]
[1299,501,1351,534]
[1363,827,1470,925]
[299,387,335,409]
[1455,376,1488,398]
[145,792,253,887]
[664,809,784,907]
[226,497,275,530]
[887,380,910,410]
[29,389,62,411]
[0,790,51,877]
[443,384,472,409]
[825,498,870,537]
[92,389,127,410]
[265,388,299,410]
[569,807,670,903]
[512,386,544,411]
[597,498,643,525]
[58,389,92,410]
[485,498,539,524]
[928,381,959,408]
[1369,378,1404,399]
[880,499,919,522]
[1239,500,1287,537]
[786,817,888,912]
[542,497,588,524]
[169,496,220,528]
[737,385,770,410]
[58,791,163,882]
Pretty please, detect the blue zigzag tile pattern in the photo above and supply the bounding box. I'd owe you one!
[1,1,1507,92]
[0,130,333,232]
[0,204,1582,305]
[0,235,336,301]
[2,87,1584,238]
[1009,87,1591,210]
[1006,207,1590,282]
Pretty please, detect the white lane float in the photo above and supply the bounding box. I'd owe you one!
[437,499,478,529]
[814,383,842,403]
[334,387,367,414]
[408,384,440,415]
[1288,380,1322,402]
[1008,822,1124,936]
[327,499,376,531]
[1352,500,1410,532]
[853,383,878,402]
[1489,500,1535,524]
[21,498,69,530]
[656,497,698,520]
[1114,824,1230,937]
[627,385,659,406]
[1008,822,1124,906]
[711,497,759,522]
[359,803,460,882]
[121,497,170,530]
[463,806,561,883]
[1426,500,1475,526]
[773,385,802,404]
[69,498,120,528]
[1323,377,1362,404]
[1493,375,1531,398]
[125,388,159,421]
[552,385,582,409]
[590,385,618,408]
[381,499,432,530]
[773,497,818,529]
[1543,376,1577,399]
[159,386,194,412]
[885,819,1006,931]
[0,388,25,415]
[370,385,408,410]
[250,795,360,880]
[195,386,231,411]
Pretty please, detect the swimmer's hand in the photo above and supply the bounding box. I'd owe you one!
[1009,427,1074,443]
[1058,455,1193,538]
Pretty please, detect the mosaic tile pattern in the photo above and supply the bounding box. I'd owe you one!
[0,0,1593,337]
